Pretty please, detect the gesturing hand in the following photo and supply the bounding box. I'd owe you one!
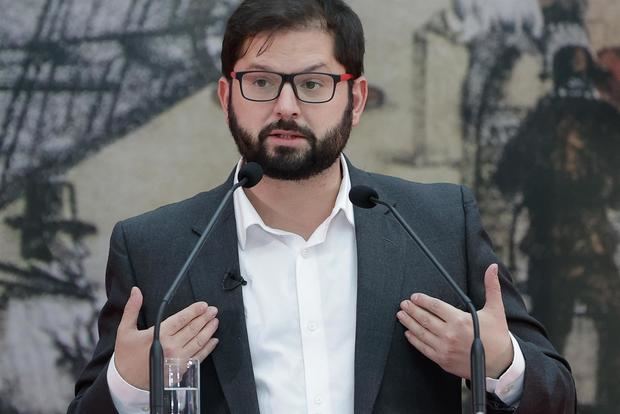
[396,264,513,379]
[114,287,220,390]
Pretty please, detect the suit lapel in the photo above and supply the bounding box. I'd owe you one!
[188,181,260,414]
[185,162,417,413]
[349,164,409,414]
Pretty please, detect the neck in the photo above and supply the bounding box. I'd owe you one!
[243,159,343,240]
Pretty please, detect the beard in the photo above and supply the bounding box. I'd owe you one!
[227,95,353,181]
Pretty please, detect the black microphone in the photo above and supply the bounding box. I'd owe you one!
[149,162,263,414]
[237,161,263,188]
[349,185,487,414]
[222,270,247,291]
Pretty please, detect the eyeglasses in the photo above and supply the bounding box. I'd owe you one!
[230,71,354,104]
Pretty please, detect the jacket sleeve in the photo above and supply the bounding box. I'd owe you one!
[67,221,138,414]
[461,185,577,414]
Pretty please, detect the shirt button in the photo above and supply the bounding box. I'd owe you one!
[314,396,323,405]
[301,248,310,258]
[502,384,513,394]
[142,407,149,412]
[307,321,318,331]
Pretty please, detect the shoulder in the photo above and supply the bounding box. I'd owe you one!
[114,180,231,240]
[347,162,475,230]
[357,168,469,209]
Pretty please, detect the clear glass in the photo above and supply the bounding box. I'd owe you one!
[239,71,338,103]
[164,357,200,414]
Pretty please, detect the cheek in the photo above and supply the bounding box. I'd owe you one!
[232,98,272,131]
[303,100,348,132]
[318,113,343,134]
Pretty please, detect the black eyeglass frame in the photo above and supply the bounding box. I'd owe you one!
[230,70,354,104]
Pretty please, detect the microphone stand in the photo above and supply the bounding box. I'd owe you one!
[149,164,262,414]
[362,191,486,414]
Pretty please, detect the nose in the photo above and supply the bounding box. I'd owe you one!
[273,82,300,120]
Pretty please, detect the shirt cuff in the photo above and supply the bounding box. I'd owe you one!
[106,352,150,414]
[485,332,525,406]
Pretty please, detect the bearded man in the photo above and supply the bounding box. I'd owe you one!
[69,1,576,413]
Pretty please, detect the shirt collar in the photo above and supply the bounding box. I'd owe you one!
[233,154,355,249]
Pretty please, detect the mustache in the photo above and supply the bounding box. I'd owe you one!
[258,119,316,143]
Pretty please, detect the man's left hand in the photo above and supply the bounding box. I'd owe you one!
[396,263,513,379]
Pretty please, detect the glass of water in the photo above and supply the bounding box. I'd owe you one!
[164,357,200,414]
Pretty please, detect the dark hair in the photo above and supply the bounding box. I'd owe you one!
[221,0,365,79]
[552,46,609,88]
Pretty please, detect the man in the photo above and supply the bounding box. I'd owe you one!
[68,0,576,413]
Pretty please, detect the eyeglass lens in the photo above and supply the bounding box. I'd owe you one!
[240,72,336,103]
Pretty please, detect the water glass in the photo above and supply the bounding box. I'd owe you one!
[164,357,200,414]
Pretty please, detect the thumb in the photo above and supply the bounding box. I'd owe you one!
[482,264,504,312]
[118,286,143,331]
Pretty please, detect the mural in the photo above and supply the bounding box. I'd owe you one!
[412,1,620,412]
[0,0,618,412]
[495,74,620,414]
[0,0,239,412]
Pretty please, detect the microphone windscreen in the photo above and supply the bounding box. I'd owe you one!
[238,162,263,188]
[349,185,379,209]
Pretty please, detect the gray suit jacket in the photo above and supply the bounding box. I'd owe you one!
[68,162,576,413]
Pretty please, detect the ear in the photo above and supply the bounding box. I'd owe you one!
[218,76,231,122]
[351,75,368,127]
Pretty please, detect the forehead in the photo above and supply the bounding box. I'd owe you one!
[235,28,341,72]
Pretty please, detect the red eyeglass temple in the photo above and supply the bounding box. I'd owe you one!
[230,72,354,81]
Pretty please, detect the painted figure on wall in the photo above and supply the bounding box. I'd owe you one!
[495,23,620,414]
[415,1,620,411]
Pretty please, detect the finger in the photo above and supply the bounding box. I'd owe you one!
[482,263,504,312]
[409,293,456,322]
[397,310,441,351]
[191,338,219,362]
[183,317,219,357]
[404,330,439,363]
[161,302,209,336]
[400,300,445,336]
[118,287,143,331]
[175,307,217,349]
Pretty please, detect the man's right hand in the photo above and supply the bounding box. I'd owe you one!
[114,286,220,390]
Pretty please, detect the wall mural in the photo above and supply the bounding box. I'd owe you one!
[0,0,239,412]
[413,1,620,412]
[1,0,619,413]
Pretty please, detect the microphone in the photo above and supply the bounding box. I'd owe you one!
[222,270,247,291]
[349,185,487,414]
[237,161,263,188]
[149,162,263,414]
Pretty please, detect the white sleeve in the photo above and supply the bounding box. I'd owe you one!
[485,332,525,406]
[106,352,151,414]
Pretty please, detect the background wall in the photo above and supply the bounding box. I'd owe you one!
[1,0,619,412]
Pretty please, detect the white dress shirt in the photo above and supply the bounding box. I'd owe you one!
[236,156,357,414]
[107,155,525,413]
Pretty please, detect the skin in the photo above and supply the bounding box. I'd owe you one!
[114,27,512,390]
[115,287,219,390]
[218,29,368,239]
[397,264,513,379]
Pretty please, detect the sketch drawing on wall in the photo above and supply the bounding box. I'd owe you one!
[0,0,239,412]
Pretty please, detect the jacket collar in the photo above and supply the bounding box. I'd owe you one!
[188,158,410,414]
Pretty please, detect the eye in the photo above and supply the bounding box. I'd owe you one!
[253,78,272,88]
[301,80,322,90]
[295,73,330,92]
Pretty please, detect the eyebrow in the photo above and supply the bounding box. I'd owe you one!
[245,63,329,72]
